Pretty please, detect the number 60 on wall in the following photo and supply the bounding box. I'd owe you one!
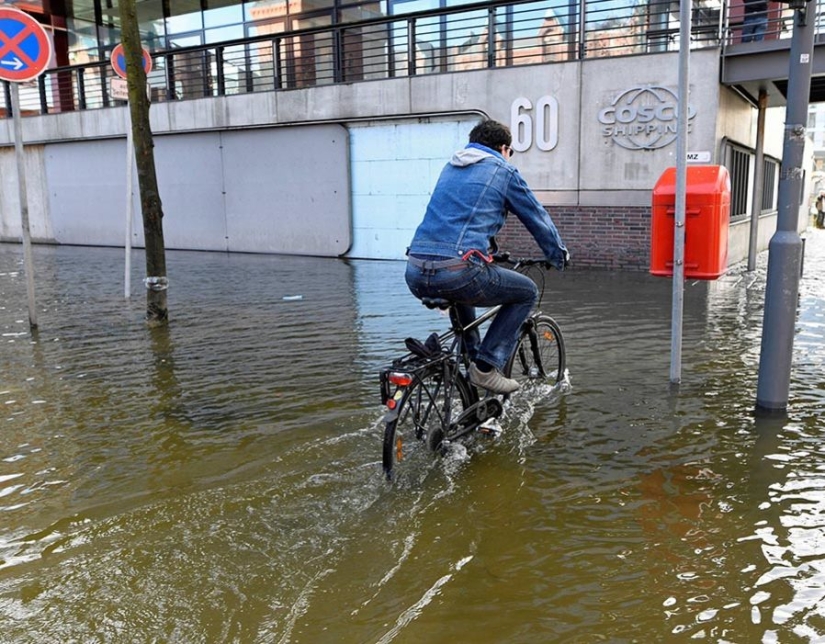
[510,96,559,152]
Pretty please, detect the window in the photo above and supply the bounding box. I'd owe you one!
[762,157,778,213]
[724,141,779,220]
[389,0,439,74]
[136,0,167,49]
[68,16,103,63]
[245,0,289,24]
[586,0,644,57]
[204,0,244,28]
[727,143,750,220]
[205,25,244,43]
[339,2,387,23]
[167,0,204,34]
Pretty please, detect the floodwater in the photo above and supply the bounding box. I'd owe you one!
[0,230,823,643]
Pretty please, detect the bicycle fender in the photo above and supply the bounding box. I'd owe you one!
[382,407,400,423]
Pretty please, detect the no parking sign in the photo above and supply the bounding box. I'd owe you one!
[0,8,51,329]
[111,42,152,79]
[0,7,52,83]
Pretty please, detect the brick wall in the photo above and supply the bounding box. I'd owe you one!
[497,205,652,271]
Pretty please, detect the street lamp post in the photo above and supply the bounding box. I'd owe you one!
[755,0,814,414]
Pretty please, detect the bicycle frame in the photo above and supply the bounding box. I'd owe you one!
[381,257,548,410]
[380,256,559,435]
[380,300,511,444]
[380,256,565,479]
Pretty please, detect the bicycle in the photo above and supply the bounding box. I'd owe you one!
[378,254,566,481]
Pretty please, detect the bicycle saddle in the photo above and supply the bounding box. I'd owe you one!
[420,297,451,310]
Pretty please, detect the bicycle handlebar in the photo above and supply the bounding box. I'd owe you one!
[492,252,554,269]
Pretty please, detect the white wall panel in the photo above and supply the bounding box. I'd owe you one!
[0,145,51,243]
[348,117,476,260]
[45,139,127,247]
[222,125,350,256]
[146,133,227,251]
[42,124,351,257]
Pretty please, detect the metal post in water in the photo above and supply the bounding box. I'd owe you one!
[748,90,768,272]
[125,117,134,299]
[756,2,814,414]
[670,0,691,385]
[11,82,38,330]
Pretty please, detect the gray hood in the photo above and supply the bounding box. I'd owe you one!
[449,147,496,167]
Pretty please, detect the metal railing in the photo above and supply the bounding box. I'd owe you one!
[0,0,808,119]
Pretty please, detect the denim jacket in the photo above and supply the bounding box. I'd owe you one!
[408,143,568,269]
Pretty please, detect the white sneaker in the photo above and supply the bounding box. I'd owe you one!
[469,363,520,395]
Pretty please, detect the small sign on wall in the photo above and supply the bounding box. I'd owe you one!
[687,151,711,163]
[110,77,128,101]
[109,77,152,102]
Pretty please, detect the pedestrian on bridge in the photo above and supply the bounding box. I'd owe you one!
[742,0,768,43]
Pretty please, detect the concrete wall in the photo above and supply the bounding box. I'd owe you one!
[3,125,352,256]
[0,49,724,207]
[0,144,51,243]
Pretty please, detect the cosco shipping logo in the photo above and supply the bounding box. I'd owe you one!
[598,86,696,151]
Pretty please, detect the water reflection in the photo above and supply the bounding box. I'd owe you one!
[742,415,825,642]
[0,233,823,642]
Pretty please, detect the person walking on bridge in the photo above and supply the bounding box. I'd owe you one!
[742,0,768,43]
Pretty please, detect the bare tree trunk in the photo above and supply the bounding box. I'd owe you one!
[118,0,168,325]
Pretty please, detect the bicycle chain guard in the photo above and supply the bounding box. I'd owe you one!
[447,396,503,440]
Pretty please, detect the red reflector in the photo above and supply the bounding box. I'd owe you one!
[387,399,397,410]
[388,372,413,387]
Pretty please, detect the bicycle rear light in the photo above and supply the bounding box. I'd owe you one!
[388,372,413,387]
[386,387,405,410]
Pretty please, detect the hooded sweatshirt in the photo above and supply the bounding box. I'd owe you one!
[408,143,567,270]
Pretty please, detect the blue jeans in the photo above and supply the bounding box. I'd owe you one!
[405,256,539,371]
[742,14,766,43]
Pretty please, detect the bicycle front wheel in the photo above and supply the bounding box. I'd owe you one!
[382,368,473,482]
[505,314,566,387]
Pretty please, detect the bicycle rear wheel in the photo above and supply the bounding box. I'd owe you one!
[505,314,566,387]
[382,368,473,482]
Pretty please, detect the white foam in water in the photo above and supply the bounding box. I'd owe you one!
[478,419,503,437]
[440,442,471,480]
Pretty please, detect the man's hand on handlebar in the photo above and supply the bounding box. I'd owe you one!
[539,249,569,271]
[492,251,569,270]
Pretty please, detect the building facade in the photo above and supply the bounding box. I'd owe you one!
[0,0,808,270]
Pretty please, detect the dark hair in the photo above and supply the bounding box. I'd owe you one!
[468,119,512,150]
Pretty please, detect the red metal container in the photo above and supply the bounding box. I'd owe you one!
[650,165,731,280]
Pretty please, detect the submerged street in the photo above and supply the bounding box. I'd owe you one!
[1,230,824,642]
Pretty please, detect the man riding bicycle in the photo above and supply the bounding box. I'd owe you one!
[405,119,569,395]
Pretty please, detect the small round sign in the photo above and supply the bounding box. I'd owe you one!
[0,8,52,83]
[111,43,152,80]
